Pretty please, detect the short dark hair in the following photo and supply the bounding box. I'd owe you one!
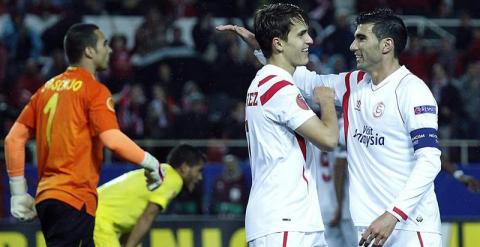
[167,144,206,168]
[254,3,309,58]
[63,23,99,64]
[356,8,407,58]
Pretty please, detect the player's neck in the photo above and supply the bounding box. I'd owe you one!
[369,58,401,85]
[70,60,96,75]
[268,56,295,75]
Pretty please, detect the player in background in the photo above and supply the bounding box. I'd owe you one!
[441,158,480,192]
[312,116,357,247]
[94,144,205,247]
[4,23,164,246]
[244,3,338,247]
[218,8,443,247]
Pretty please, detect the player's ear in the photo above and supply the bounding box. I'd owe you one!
[272,37,284,53]
[85,46,96,59]
[381,37,394,55]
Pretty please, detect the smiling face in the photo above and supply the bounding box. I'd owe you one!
[350,23,383,72]
[281,20,313,67]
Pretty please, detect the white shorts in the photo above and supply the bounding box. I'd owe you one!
[248,231,328,247]
[356,227,442,247]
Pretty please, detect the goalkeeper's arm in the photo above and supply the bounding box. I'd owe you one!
[4,122,37,220]
[99,129,164,190]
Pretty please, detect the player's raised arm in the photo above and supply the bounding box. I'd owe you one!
[99,129,164,191]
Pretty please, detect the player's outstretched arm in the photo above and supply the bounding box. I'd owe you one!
[296,87,338,151]
[125,202,161,247]
[4,122,37,221]
[216,24,260,50]
[442,159,480,193]
[99,129,165,191]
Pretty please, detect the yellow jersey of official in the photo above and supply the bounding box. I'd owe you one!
[96,164,183,232]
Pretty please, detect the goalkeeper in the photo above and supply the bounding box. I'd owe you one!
[94,144,205,247]
[4,23,164,246]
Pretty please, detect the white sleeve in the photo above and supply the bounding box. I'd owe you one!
[387,78,441,222]
[262,83,316,130]
[293,66,349,105]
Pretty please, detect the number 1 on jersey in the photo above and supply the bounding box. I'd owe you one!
[43,93,59,147]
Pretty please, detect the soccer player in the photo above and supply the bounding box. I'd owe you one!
[312,117,356,247]
[244,3,338,247]
[4,23,164,246]
[94,144,205,247]
[219,8,443,247]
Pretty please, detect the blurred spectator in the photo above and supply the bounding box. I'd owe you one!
[133,7,169,56]
[41,9,82,55]
[400,35,436,83]
[41,49,68,80]
[212,154,248,216]
[455,12,474,51]
[177,81,209,139]
[222,101,248,159]
[145,84,180,139]
[456,61,480,139]
[15,59,43,94]
[169,26,187,47]
[192,12,215,54]
[107,34,133,92]
[321,12,354,68]
[116,84,147,138]
[434,38,457,77]
[430,63,467,139]
[309,0,334,27]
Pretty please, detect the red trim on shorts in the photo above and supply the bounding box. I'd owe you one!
[417,232,424,247]
[393,207,408,220]
[357,71,365,83]
[258,75,276,87]
[282,231,289,247]
[260,80,293,105]
[342,72,352,145]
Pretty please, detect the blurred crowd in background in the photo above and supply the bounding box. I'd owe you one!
[1,0,480,216]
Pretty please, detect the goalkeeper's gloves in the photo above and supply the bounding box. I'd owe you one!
[140,152,165,191]
[9,176,37,221]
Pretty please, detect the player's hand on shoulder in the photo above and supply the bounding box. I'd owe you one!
[140,152,165,191]
[9,176,37,221]
[313,86,335,105]
[215,24,260,50]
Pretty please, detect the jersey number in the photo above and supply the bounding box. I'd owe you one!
[43,93,59,147]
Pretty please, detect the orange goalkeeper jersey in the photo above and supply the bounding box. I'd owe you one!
[16,66,119,216]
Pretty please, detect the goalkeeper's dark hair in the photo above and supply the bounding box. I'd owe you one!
[167,144,206,168]
[64,23,99,64]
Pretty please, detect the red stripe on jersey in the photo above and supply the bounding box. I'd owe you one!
[295,133,306,161]
[417,232,424,247]
[258,75,276,87]
[260,80,293,105]
[342,72,352,146]
[357,71,365,83]
[393,207,408,220]
[282,231,289,247]
[302,167,309,186]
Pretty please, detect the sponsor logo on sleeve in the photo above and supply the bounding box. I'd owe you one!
[414,105,436,115]
[296,94,309,110]
[106,97,115,112]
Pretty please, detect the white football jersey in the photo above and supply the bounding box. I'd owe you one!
[245,64,324,241]
[294,65,442,233]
